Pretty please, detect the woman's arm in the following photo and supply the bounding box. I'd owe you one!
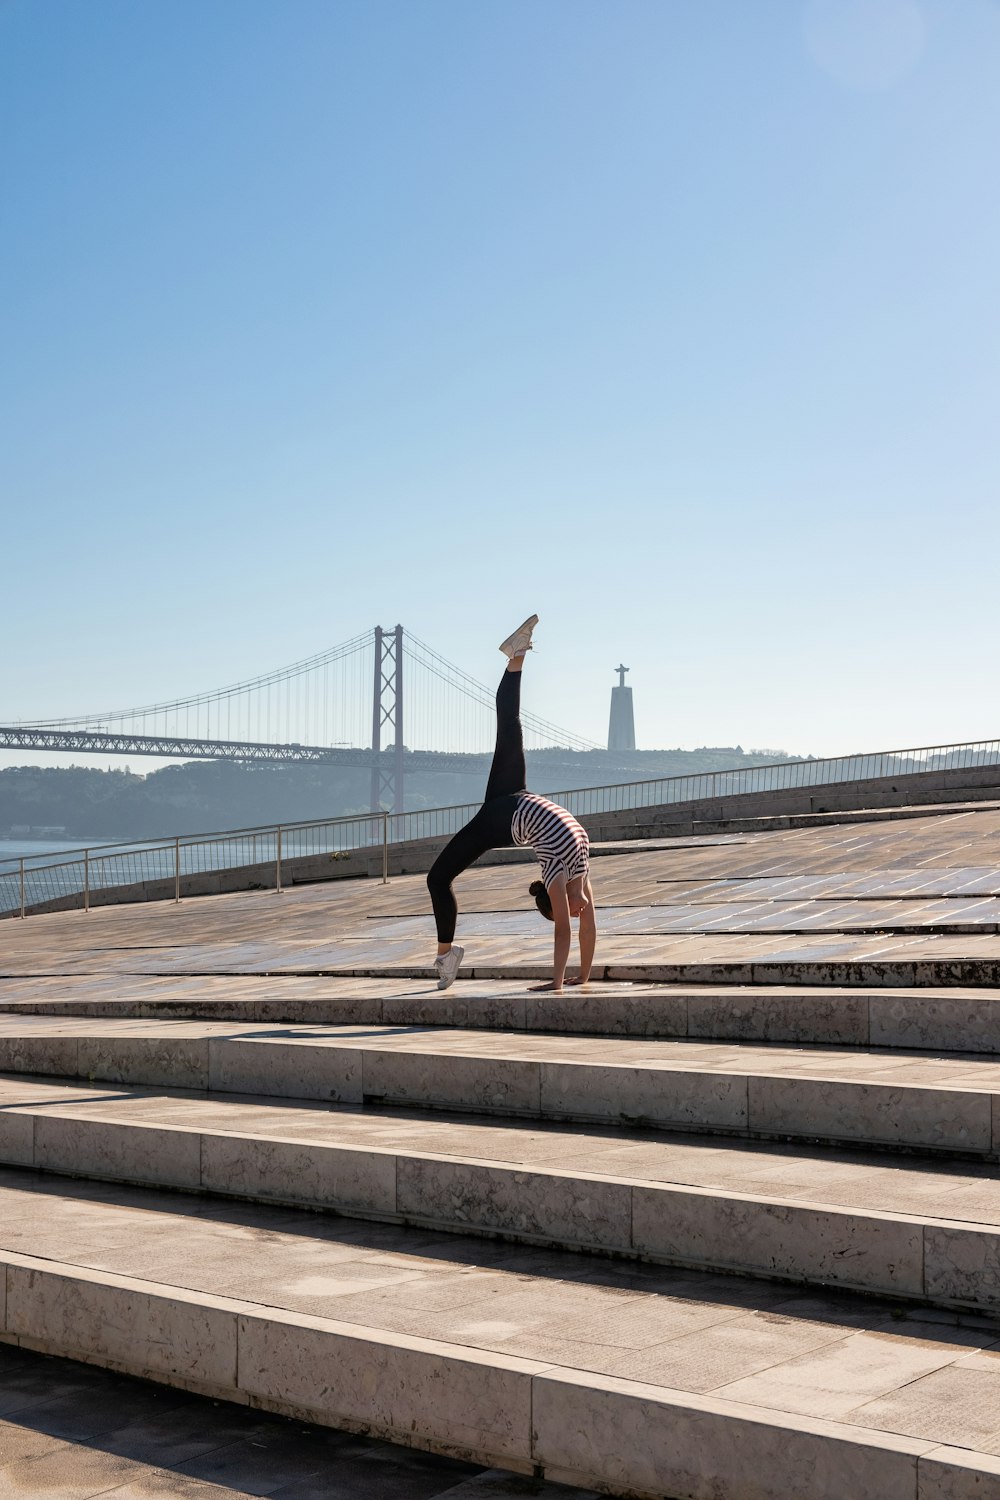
[564,876,596,985]
[545,876,572,992]
[576,876,596,983]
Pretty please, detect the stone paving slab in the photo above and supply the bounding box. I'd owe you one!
[677,869,1000,900]
[1,1171,999,1497]
[363,899,1000,935]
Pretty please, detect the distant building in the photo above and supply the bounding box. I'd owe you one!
[607,665,636,751]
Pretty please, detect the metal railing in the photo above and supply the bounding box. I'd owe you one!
[3,737,999,918]
[553,738,1000,816]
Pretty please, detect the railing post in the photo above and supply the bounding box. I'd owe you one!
[382,811,389,885]
[83,850,90,913]
[19,858,25,919]
[276,826,283,894]
[174,837,181,904]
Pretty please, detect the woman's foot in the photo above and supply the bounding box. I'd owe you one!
[499,614,538,658]
[434,945,464,990]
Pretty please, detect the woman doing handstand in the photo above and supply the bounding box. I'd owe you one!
[428,616,596,993]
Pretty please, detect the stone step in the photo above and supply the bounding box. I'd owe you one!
[162,959,1000,990]
[2,1074,1000,1309]
[5,977,1000,1051]
[366,960,1000,990]
[0,1340,564,1500]
[1,1018,999,1158]
[2,1166,998,1500]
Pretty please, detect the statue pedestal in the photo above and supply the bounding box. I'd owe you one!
[608,684,636,751]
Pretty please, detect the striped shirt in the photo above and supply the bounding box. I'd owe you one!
[511,793,590,889]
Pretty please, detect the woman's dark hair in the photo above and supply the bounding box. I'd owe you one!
[529,879,553,921]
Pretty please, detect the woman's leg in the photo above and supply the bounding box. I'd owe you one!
[484,658,528,802]
[428,618,535,962]
[427,797,516,948]
[427,811,494,948]
[433,654,526,945]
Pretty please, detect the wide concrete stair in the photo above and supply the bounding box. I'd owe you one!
[8,979,1000,1048]
[3,1021,1000,1161]
[3,1005,1000,1496]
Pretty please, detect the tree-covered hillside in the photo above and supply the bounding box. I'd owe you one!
[1,744,802,843]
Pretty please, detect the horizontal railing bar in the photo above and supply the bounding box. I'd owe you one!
[3,738,999,915]
[5,738,997,874]
[3,738,999,873]
[0,810,394,868]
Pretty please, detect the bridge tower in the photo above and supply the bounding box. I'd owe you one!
[370,625,405,813]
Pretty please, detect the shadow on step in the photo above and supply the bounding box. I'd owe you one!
[0,1341,598,1499]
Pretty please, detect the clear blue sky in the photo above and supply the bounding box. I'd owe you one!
[2,0,998,765]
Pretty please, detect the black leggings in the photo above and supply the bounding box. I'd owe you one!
[427,670,526,943]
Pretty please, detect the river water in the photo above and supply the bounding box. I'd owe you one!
[0,838,110,865]
[0,830,355,914]
[0,836,180,914]
[0,815,449,915]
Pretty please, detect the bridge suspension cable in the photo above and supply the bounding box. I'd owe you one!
[20,630,373,733]
[402,633,598,753]
[11,626,598,758]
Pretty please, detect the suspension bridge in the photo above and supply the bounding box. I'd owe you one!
[0,627,599,811]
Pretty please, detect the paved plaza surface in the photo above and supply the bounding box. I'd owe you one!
[3,805,1000,1494]
[7,807,1000,995]
[0,1338,597,1498]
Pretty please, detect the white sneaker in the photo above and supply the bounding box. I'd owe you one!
[499,614,539,658]
[434,945,464,990]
